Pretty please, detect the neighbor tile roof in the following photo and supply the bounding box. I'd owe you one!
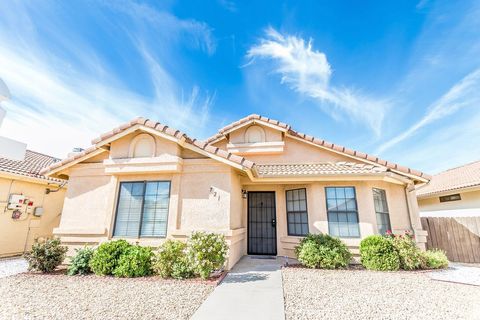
[40,117,255,175]
[206,114,430,181]
[256,162,387,177]
[0,150,65,183]
[416,160,480,197]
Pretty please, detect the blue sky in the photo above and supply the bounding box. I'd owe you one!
[0,0,479,174]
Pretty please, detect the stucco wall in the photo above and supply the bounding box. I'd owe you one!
[53,128,421,268]
[418,189,480,212]
[240,179,412,257]
[0,175,65,257]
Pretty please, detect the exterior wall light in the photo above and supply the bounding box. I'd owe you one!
[242,189,248,199]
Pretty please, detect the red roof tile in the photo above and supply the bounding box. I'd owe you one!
[0,150,65,183]
[416,160,480,197]
[205,114,430,181]
[41,117,255,175]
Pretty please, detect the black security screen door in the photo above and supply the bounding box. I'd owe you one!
[248,192,277,255]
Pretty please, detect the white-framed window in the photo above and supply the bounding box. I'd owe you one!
[326,187,360,238]
[286,188,309,236]
[373,188,391,235]
[113,181,170,238]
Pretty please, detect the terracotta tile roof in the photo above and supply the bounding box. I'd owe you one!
[206,114,430,181]
[256,162,387,177]
[416,160,480,197]
[41,117,255,175]
[0,150,65,183]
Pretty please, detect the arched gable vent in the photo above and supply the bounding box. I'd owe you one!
[128,133,156,158]
[244,125,266,143]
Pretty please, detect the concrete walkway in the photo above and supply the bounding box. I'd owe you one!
[429,263,480,286]
[0,257,28,278]
[192,256,287,320]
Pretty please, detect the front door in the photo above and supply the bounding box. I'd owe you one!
[248,192,277,255]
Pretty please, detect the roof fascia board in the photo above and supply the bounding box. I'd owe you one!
[0,171,66,186]
[220,119,288,136]
[46,148,107,177]
[417,185,480,199]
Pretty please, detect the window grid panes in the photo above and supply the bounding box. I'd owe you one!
[114,181,170,238]
[326,187,360,238]
[286,188,309,236]
[373,188,391,235]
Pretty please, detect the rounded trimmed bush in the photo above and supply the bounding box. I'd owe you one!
[89,240,132,275]
[152,240,193,279]
[295,234,352,269]
[187,231,228,279]
[423,249,449,269]
[360,235,400,271]
[113,245,153,278]
[24,238,67,273]
[68,246,95,275]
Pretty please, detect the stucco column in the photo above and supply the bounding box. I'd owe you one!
[405,183,428,250]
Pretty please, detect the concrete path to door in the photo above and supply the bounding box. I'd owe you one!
[191,256,287,320]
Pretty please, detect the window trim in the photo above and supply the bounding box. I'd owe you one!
[325,186,361,238]
[112,180,171,239]
[285,188,309,236]
[372,187,391,235]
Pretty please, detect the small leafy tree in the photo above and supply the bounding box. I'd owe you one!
[24,238,67,273]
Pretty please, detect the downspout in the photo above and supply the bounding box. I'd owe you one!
[404,183,416,232]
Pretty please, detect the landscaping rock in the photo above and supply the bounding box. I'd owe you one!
[282,267,480,320]
[0,273,214,319]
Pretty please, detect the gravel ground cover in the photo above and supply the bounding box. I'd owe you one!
[282,267,480,320]
[0,273,214,320]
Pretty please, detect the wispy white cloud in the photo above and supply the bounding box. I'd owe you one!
[246,27,390,135]
[0,1,214,158]
[218,0,237,12]
[376,68,480,154]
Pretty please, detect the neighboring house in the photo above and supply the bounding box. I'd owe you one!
[417,160,480,217]
[0,150,66,257]
[40,114,430,268]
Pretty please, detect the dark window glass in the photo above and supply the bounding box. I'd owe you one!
[439,194,461,202]
[286,188,309,236]
[326,187,360,237]
[373,188,391,235]
[114,181,170,238]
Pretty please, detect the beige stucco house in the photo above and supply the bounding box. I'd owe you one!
[41,114,430,268]
[0,150,66,257]
[417,160,480,217]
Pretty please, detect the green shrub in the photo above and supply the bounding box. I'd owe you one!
[24,238,67,273]
[113,245,153,278]
[391,235,426,270]
[89,240,131,275]
[360,235,400,271]
[295,234,352,269]
[187,232,228,279]
[68,246,95,275]
[152,240,193,279]
[423,249,449,269]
